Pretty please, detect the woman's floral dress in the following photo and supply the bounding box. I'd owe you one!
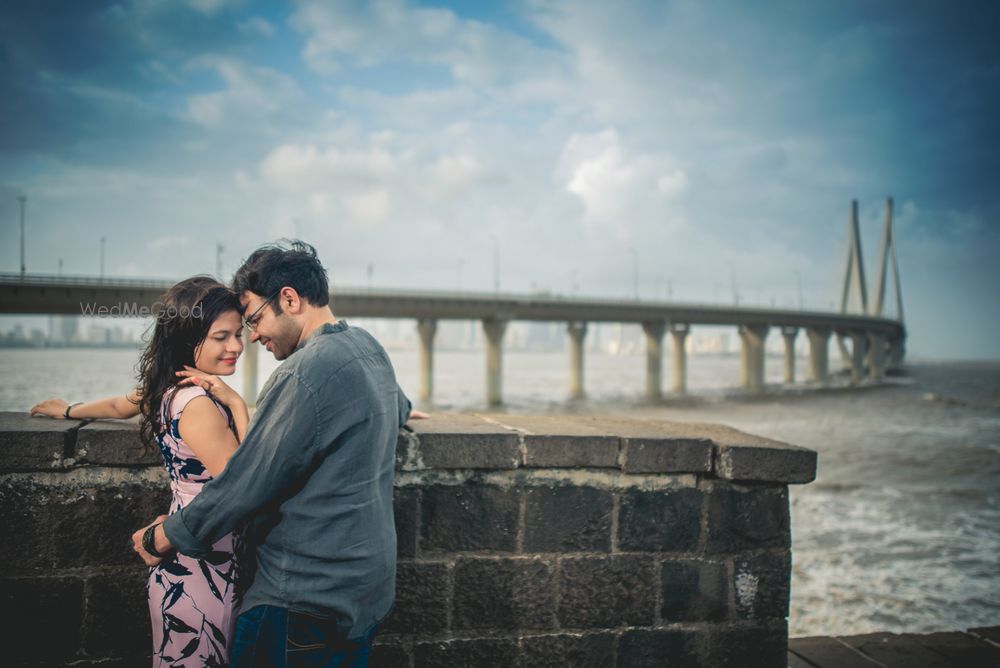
[148,385,245,667]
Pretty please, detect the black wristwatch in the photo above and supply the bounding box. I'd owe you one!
[142,524,168,558]
[64,402,83,419]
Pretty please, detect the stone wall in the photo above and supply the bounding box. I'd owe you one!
[0,412,815,667]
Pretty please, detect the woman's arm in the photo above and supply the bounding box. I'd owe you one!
[176,396,239,478]
[175,366,248,441]
[30,391,141,420]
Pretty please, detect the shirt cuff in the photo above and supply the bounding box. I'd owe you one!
[162,509,212,559]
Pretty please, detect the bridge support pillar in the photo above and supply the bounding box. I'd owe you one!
[806,328,831,383]
[669,323,689,394]
[566,321,587,399]
[642,322,666,400]
[417,318,437,403]
[888,337,905,370]
[739,324,768,392]
[483,318,508,407]
[242,340,259,408]
[781,327,798,384]
[868,332,886,381]
[849,331,868,385]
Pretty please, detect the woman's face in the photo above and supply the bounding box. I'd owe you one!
[193,310,244,376]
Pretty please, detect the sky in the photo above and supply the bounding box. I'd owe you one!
[1,0,998,359]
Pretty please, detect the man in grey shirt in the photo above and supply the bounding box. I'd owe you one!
[134,241,414,666]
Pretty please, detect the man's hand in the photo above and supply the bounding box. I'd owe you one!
[132,514,170,567]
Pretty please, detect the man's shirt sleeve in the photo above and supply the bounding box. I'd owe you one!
[397,383,412,427]
[163,370,331,557]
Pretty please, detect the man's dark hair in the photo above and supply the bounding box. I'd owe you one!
[232,240,330,310]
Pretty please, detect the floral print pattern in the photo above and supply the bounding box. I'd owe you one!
[148,385,246,667]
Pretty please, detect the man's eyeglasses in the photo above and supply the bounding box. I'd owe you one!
[243,289,281,331]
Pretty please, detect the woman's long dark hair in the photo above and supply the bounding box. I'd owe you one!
[135,276,241,451]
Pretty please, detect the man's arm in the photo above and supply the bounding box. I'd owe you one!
[157,371,335,558]
[397,383,412,427]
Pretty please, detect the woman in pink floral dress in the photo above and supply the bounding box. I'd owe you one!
[31,276,251,666]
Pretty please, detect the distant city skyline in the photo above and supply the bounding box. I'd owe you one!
[1,1,998,359]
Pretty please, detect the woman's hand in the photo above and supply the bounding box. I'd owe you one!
[410,410,430,420]
[132,514,169,567]
[29,398,69,419]
[176,366,245,409]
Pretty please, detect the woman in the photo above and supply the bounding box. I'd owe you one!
[30,276,250,667]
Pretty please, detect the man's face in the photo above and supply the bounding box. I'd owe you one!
[240,290,300,361]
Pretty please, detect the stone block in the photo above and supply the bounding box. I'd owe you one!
[50,478,171,569]
[453,557,555,630]
[661,558,728,622]
[394,487,419,558]
[524,486,613,553]
[0,477,56,572]
[414,638,519,667]
[76,419,158,466]
[371,642,411,668]
[0,576,84,664]
[484,415,620,468]
[420,484,519,553]
[519,632,616,667]
[408,415,520,469]
[710,425,816,483]
[733,551,791,621]
[557,555,656,628]
[705,486,789,554]
[703,622,788,667]
[574,416,713,473]
[382,561,450,635]
[617,488,703,553]
[0,413,74,471]
[618,628,703,668]
[82,567,151,658]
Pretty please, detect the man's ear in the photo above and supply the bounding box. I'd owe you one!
[279,287,304,314]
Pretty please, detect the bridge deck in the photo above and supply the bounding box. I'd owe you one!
[788,626,1000,667]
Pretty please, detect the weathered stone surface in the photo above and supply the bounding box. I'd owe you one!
[618,488,703,552]
[49,478,171,568]
[618,629,702,668]
[483,415,620,468]
[661,558,728,622]
[0,477,56,572]
[409,415,521,469]
[705,485,789,554]
[0,413,75,470]
[524,485,613,553]
[370,642,411,668]
[0,576,84,664]
[414,637,519,667]
[519,632,616,668]
[788,636,884,667]
[557,555,656,628]
[733,551,791,620]
[575,416,713,474]
[908,631,1000,665]
[382,561,450,635]
[82,568,151,658]
[703,622,788,667]
[710,425,816,484]
[453,557,555,630]
[76,418,158,466]
[840,632,956,668]
[420,484,519,553]
[394,487,419,558]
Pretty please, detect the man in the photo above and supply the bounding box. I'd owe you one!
[133,241,415,666]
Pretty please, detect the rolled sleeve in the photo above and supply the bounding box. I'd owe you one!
[397,384,412,427]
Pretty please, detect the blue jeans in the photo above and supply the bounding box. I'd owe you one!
[231,605,379,667]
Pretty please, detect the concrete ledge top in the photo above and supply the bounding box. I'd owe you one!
[0,412,817,484]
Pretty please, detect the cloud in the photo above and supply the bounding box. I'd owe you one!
[184,58,305,129]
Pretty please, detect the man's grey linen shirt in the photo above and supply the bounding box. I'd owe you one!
[163,320,411,637]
